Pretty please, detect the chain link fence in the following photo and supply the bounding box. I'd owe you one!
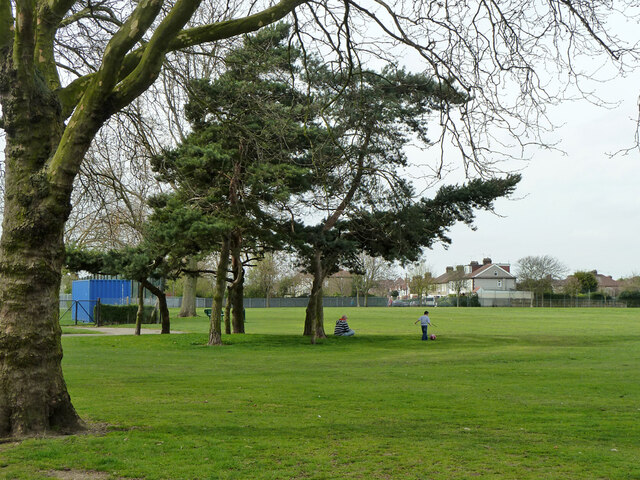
[61,294,629,314]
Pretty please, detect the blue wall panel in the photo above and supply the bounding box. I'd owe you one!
[71,279,132,323]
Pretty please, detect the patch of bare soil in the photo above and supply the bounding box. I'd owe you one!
[64,327,184,336]
[46,470,111,480]
[46,469,144,480]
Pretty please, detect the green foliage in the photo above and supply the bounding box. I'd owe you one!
[287,64,518,277]
[573,271,599,293]
[436,294,480,307]
[151,24,318,258]
[347,175,521,264]
[66,244,162,282]
[94,304,158,325]
[619,290,640,307]
[518,277,553,294]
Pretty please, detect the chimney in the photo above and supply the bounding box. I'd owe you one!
[446,266,453,272]
[483,257,492,265]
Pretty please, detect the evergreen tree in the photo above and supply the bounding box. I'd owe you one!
[151,24,321,345]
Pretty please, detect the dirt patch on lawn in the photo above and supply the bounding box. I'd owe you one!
[46,470,111,479]
[64,327,184,336]
[46,470,144,480]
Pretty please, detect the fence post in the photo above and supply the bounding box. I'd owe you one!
[95,298,101,326]
[74,301,78,325]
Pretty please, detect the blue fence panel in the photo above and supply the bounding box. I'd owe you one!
[71,279,132,322]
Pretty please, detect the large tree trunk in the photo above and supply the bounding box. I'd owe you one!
[0,72,82,436]
[135,285,145,336]
[141,280,170,334]
[229,231,245,334]
[179,258,198,317]
[224,286,232,334]
[209,237,230,346]
[231,279,245,334]
[303,251,327,341]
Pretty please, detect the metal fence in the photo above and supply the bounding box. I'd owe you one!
[241,296,389,308]
[530,296,627,308]
[60,294,630,312]
[60,294,388,312]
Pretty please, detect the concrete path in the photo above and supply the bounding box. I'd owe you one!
[63,327,184,337]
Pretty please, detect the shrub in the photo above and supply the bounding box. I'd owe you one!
[94,304,158,326]
[436,294,480,307]
[620,291,640,308]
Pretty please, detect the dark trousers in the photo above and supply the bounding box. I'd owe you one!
[421,325,429,340]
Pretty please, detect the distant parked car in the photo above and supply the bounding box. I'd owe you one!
[425,296,436,307]
[391,300,409,307]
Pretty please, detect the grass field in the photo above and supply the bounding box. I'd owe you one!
[1,307,639,479]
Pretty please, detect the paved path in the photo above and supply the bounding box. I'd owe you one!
[63,327,184,337]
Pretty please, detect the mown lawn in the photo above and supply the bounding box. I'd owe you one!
[1,307,639,479]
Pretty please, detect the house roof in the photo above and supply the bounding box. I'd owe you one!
[594,273,620,288]
[434,261,515,284]
[555,272,621,291]
[466,264,515,279]
[433,270,464,284]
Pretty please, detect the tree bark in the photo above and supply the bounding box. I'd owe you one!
[0,63,82,437]
[224,286,232,334]
[179,258,198,317]
[208,237,230,346]
[232,279,245,334]
[229,231,245,334]
[303,251,327,340]
[141,279,170,334]
[135,285,145,336]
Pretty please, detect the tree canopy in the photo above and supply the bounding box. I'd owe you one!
[516,255,568,295]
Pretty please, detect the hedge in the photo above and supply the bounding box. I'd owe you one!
[437,294,480,307]
[94,304,158,326]
[619,291,640,307]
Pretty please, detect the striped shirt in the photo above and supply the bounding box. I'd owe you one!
[334,320,350,335]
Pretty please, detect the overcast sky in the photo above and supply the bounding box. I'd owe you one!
[417,72,640,280]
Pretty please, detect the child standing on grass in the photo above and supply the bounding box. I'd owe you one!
[414,311,431,341]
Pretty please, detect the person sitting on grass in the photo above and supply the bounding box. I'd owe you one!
[334,315,355,336]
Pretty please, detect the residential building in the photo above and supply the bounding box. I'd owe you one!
[466,259,517,292]
[434,258,516,296]
[555,270,622,296]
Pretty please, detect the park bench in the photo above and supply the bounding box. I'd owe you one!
[203,308,225,320]
[203,308,245,321]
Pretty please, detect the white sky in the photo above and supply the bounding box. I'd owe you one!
[417,72,640,280]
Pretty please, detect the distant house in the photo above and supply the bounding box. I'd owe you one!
[434,258,516,296]
[466,260,517,292]
[433,258,530,306]
[555,270,622,296]
[433,266,470,296]
[595,272,622,296]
